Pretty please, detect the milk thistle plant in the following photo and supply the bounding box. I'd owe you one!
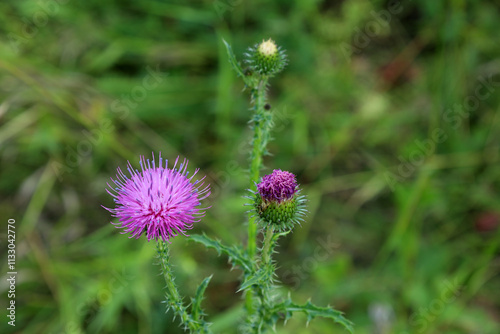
[104,39,353,333]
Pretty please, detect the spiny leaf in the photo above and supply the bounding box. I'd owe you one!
[270,298,354,333]
[258,230,289,258]
[238,266,274,292]
[191,275,212,323]
[190,233,252,273]
[223,39,258,88]
[222,39,245,79]
[270,230,289,249]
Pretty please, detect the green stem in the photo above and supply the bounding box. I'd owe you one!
[245,78,270,318]
[262,227,274,266]
[256,227,276,331]
[157,241,207,333]
[247,78,269,258]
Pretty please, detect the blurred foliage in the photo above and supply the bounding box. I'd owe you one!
[1,0,500,333]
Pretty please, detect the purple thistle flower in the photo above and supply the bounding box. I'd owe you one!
[252,169,306,232]
[103,153,210,242]
[257,169,297,203]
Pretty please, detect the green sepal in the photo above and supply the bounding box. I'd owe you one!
[254,192,306,232]
[244,40,287,77]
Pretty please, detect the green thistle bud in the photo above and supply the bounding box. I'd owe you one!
[249,169,307,232]
[244,39,287,76]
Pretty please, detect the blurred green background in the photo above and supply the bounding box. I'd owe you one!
[1,0,500,333]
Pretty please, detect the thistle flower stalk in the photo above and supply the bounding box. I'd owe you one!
[157,241,210,333]
[261,227,274,266]
[247,78,271,258]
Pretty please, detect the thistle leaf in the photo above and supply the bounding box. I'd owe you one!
[238,266,274,292]
[190,233,252,273]
[270,298,354,333]
[222,39,245,78]
[191,275,213,323]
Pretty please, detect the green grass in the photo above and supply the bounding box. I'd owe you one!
[1,0,500,333]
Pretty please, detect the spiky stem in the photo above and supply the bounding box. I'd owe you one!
[250,227,279,332]
[157,240,209,333]
[245,77,272,319]
[248,78,270,259]
[262,227,274,266]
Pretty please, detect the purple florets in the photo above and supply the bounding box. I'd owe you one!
[257,169,297,203]
[103,153,210,242]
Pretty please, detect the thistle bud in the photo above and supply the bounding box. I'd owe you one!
[244,39,287,76]
[251,169,306,232]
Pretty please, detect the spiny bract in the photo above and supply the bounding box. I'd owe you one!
[244,39,287,76]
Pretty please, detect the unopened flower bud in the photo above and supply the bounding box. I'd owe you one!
[251,169,306,231]
[244,39,287,76]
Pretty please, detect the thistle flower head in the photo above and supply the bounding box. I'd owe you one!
[252,169,306,232]
[258,39,278,56]
[257,169,297,202]
[103,153,210,242]
[245,38,287,76]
